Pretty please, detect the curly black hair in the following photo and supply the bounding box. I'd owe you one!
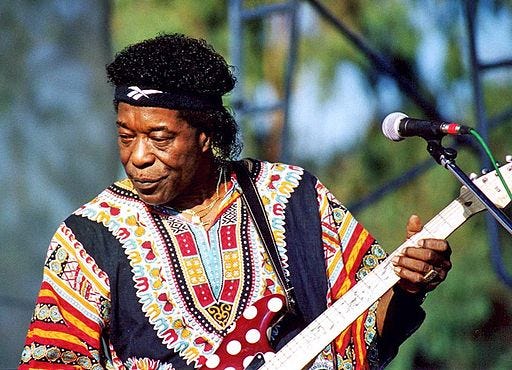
[106,33,242,160]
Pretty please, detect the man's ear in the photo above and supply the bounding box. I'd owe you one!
[199,132,211,152]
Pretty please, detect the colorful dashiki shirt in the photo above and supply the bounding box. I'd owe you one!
[20,160,423,369]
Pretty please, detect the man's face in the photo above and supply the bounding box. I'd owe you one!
[116,102,210,205]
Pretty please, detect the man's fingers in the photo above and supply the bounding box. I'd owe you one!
[392,254,433,275]
[405,240,452,259]
[393,252,450,280]
[406,214,423,239]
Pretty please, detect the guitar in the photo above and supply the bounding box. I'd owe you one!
[203,159,512,370]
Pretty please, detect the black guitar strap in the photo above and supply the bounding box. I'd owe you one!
[232,160,297,313]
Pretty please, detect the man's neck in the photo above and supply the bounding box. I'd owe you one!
[168,158,228,211]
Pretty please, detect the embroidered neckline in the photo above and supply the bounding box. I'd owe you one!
[151,177,240,229]
[73,162,305,367]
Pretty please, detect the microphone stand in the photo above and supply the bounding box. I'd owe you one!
[426,139,512,235]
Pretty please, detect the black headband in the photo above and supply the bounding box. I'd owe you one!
[114,85,223,110]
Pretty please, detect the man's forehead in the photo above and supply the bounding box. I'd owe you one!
[116,103,189,130]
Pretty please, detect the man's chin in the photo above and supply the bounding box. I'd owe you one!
[134,189,166,205]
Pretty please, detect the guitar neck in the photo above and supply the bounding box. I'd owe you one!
[261,194,478,369]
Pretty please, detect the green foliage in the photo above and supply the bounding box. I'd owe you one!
[111,0,230,55]
[445,37,466,82]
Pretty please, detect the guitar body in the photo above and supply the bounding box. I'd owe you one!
[203,294,286,370]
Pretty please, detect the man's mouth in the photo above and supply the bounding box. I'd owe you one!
[133,177,159,183]
[131,177,162,190]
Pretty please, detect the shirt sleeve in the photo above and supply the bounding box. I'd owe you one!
[315,180,424,369]
[20,222,111,369]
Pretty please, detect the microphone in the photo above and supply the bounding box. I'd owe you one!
[382,112,472,141]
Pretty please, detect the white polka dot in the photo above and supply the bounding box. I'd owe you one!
[243,305,257,320]
[226,340,242,355]
[245,328,261,343]
[243,355,255,368]
[205,354,220,368]
[267,297,283,312]
[225,367,236,370]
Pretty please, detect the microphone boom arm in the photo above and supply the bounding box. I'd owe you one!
[427,139,512,235]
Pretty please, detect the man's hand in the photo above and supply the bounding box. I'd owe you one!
[392,215,452,294]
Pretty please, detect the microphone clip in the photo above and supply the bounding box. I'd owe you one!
[426,139,458,166]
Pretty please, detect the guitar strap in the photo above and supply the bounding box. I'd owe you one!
[232,160,297,313]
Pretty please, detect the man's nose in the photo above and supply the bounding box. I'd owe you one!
[130,138,154,167]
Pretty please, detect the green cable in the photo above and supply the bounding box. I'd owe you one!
[469,128,512,202]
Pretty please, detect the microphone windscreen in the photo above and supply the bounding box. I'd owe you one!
[382,112,408,141]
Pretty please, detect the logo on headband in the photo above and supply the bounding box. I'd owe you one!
[127,86,163,100]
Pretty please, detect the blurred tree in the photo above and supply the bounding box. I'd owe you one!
[111,0,231,57]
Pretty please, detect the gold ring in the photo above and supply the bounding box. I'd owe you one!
[423,269,438,283]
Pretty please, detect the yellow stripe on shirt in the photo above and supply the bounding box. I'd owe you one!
[40,280,102,340]
[28,327,88,349]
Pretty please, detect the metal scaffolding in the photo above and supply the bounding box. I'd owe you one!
[228,0,300,161]
[228,0,512,286]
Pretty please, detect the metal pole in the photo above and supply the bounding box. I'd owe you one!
[280,0,299,162]
[228,0,244,111]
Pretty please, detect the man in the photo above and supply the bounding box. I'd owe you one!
[21,33,451,369]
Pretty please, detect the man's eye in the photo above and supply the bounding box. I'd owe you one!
[151,136,173,143]
[118,134,134,142]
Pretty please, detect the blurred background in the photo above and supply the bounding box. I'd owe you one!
[1,0,512,368]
